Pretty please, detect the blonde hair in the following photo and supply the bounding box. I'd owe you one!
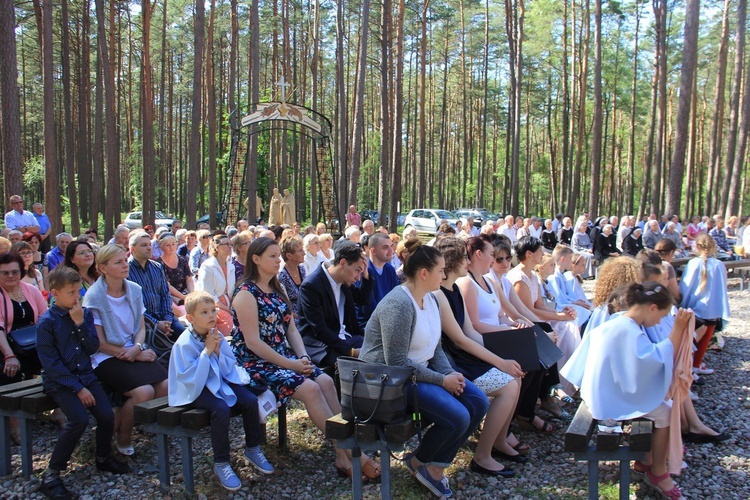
[95,244,127,271]
[319,233,333,244]
[534,254,554,277]
[552,244,574,263]
[592,256,642,307]
[209,233,230,257]
[0,236,11,254]
[694,233,717,292]
[195,229,211,244]
[185,290,216,315]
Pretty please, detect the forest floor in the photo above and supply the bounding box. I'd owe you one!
[1,279,749,499]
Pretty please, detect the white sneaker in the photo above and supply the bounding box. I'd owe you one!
[692,364,714,375]
[689,391,699,401]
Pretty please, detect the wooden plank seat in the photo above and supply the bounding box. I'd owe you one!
[325,414,418,500]
[0,378,56,478]
[564,401,653,500]
[133,396,287,494]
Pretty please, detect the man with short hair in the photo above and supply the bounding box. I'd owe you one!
[709,218,735,257]
[171,220,183,232]
[297,241,372,367]
[7,230,22,244]
[32,203,53,252]
[127,231,185,338]
[497,215,517,244]
[236,219,249,232]
[355,233,399,328]
[551,213,564,233]
[42,232,74,289]
[4,195,40,234]
[345,205,362,228]
[528,216,543,239]
[465,216,480,237]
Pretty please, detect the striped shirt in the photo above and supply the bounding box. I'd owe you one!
[128,257,174,324]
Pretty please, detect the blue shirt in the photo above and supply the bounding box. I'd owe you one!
[356,260,399,328]
[127,257,174,324]
[44,246,65,271]
[33,212,51,236]
[3,209,39,231]
[36,305,100,393]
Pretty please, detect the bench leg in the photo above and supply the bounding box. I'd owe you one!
[588,461,599,500]
[380,445,391,500]
[0,416,10,476]
[278,405,287,449]
[351,447,363,500]
[619,460,631,500]
[181,436,194,495]
[20,418,32,478]
[156,433,170,493]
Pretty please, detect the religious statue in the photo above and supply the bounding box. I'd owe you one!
[269,188,283,226]
[243,193,263,221]
[281,189,296,226]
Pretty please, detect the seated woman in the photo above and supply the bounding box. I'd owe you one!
[643,220,663,250]
[82,244,168,455]
[23,232,46,276]
[360,240,488,498]
[302,234,325,275]
[63,240,99,296]
[622,227,645,256]
[541,219,558,252]
[195,232,235,335]
[189,229,212,275]
[277,236,306,320]
[231,232,252,281]
[507,237,581,422]
[436,237,524,470]
[231,237,380,482]
[661,222,688,258]
[570,224,594,278]
[318,233,335,263]
[11,241,46,295]
[157,233,194,318]
[594,224,621,261]
[556,217,574,246]
[561,283,692,500]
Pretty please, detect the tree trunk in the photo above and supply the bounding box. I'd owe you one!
[377,0,391,220]
[246,0,259,224]
[348,0,370,208]
[78,1,92,225]
[207,0,217,225]
[0,0,23,201]
[142,0,156,229]
[389,0,406,232]
[41,0,61,234]
[506,0,524,216]
[627,2,641,215]
[187,0,204,227]
[61,0,79,235]
[726,12,750,217]
[588,0,603,218]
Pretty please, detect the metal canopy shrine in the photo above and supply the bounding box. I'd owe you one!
[224,98,340,232]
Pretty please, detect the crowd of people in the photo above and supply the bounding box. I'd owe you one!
[0,196,742,499]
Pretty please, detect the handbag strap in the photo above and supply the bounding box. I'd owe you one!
[348,369,389,425]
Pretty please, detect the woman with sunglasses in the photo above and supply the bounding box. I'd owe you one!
[195,233,235,335]
[189,229,212,275]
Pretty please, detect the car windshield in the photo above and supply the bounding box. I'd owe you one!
[155,211,169,219]
[435,210,457,219]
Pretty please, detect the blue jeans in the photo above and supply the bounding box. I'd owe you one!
[170,317,186,337]
[408,380,488,467]
[191,382,261,463]
[46,382,114,472]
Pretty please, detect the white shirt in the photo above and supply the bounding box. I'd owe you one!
[4,209,39,230]
[91,294,146,368]
[402,286,441,367]
[323,264,347,338]
[529,225,543,239]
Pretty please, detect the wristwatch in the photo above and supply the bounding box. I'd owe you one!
[136,342,148,351]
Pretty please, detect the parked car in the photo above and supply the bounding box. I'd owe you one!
[196,212,225,229]
[453,209,486,228]
[123,211,175,230]
[360,209,379,224]
[403,209,459,235]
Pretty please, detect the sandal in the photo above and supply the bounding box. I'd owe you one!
[540,401,571,419]
[645,469,685,500]
[336,464,368,483]
[517,416,555,434]
[513,442,531,456]
[551,386,575,404]
[631,460,651,481]
[362,457,382,481]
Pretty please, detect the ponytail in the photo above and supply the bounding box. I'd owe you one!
[694,233,716,292]
[624,281,673,311]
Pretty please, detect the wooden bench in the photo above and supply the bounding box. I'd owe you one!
[671,257,750,290]
[0,378,57,477]
[564,401,653,500]
[325,414,418,500]
[133,396,287,494]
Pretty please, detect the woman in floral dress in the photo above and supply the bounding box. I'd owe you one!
[231,237,381,481]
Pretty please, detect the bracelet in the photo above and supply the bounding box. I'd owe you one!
[4,354,17,361]
[300,355,311,361]
[350,348,356,357]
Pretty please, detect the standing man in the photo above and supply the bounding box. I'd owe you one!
[127,231,186,338]
[4,195,40,234]
[32,203,53,253]
[345,205,362,229]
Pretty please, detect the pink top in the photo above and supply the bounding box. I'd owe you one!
[686,223,702,240]
[345,212,362,228]
[0,281,48,332]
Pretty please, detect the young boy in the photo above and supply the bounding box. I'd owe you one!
[36,267,130,499]
[168,291,273,491]
[548,245,591,329]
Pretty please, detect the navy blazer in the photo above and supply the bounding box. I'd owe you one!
[297,264,372,360]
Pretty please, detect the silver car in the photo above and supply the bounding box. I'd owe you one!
[403,209,459,235]
[123,211,175,230]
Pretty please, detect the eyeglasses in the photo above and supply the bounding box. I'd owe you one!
[201,235,211,239]
[18,251,33,257]
[75,250,94,257]
[217,242,231,247]
[10,200,22,205]
[495,256,513,263]
[0,270,21,277]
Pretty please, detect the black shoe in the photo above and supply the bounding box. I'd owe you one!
[491,449,529,464]
[40,476,74,500]
[683,431,730,444]
[96,455,131,474]
[692,376,706,386]
[469,460,515,477]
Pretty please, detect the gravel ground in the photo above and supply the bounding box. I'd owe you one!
[2,278,749,499]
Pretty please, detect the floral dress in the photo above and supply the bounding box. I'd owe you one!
[231,282,323,404]
[158,255,191,296]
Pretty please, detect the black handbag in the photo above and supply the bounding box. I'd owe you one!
[144,317,175,368]
[2,290,37,356]
[338,356,416,425]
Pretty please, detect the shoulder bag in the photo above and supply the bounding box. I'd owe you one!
[1,289,38,356]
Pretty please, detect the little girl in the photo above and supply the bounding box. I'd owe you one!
[679,233,730,374]
[562,282,692,500]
